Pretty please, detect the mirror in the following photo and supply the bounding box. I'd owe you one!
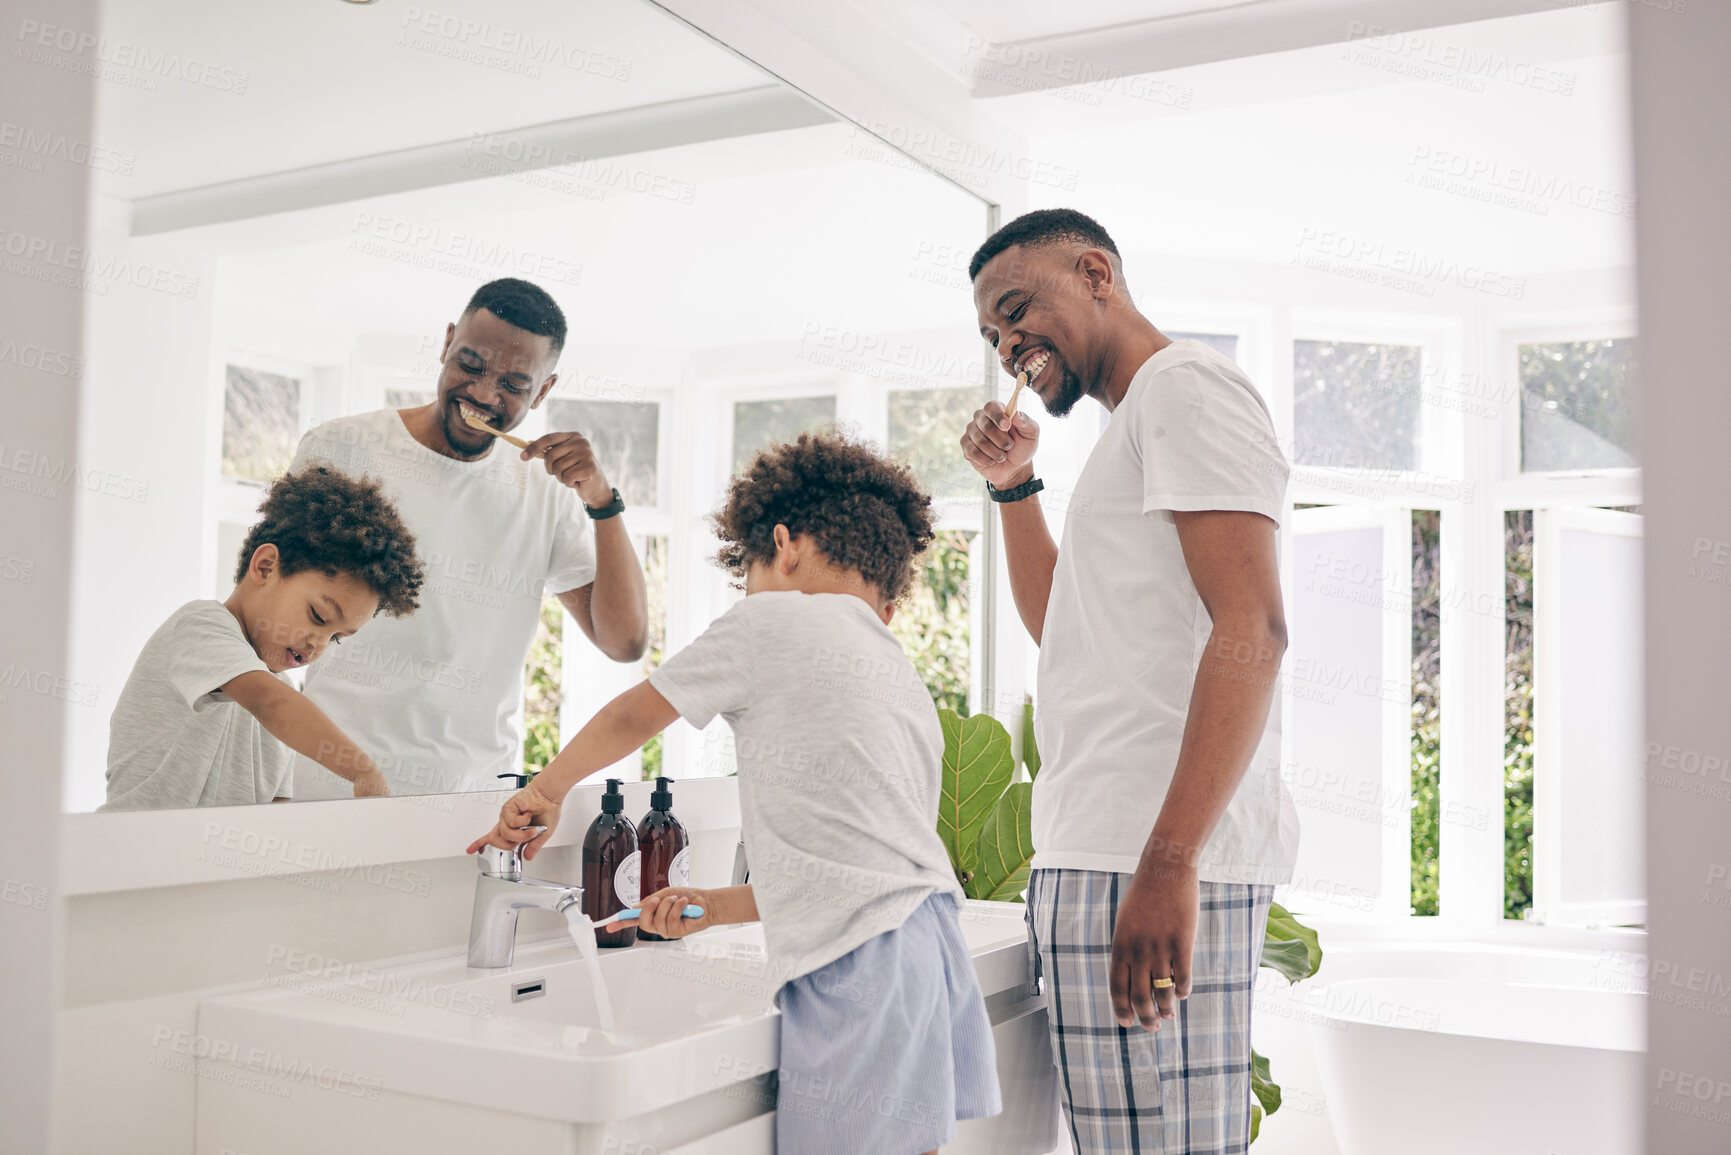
[63,0,990,811]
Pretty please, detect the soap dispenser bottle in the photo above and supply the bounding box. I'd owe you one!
[582,779,640,948]
[635,777,690,941]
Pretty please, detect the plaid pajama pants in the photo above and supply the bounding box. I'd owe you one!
[1027,869,1274,1154]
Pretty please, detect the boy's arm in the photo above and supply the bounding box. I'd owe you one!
[467,680,679,858]
[536,679,680,798]
[221,671,387,796]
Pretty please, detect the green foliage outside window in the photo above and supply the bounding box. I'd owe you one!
[1410,511,1441,916]
[1505,511,1536,920]
[522,598,564,774]
[889,530,974,716]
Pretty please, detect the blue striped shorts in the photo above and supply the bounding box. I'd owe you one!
[776,891,1002,1154]
[1027,869,1273,1154]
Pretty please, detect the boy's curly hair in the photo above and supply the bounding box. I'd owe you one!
[713,430,935,603]
[235,466,424,618]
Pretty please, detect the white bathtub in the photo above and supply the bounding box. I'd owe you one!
[1296,942,1644,1155]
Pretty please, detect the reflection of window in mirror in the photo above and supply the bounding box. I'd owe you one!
[1517,338,1637,472]
[1292,339,1423,472]
[545,397,660,508]
[731,396,835,474]
[384,388,433,410]
[888,386,984,501]
[221,365,301,484]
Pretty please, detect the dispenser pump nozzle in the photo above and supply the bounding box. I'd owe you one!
[651,776,675,811]
[601,778,625,814]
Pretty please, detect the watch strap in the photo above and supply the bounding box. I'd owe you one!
[986,475,1044,503]
[584,487,626,520]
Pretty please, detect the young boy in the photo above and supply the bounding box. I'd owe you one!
[470,431,1002,1155]
[102,466,425,810]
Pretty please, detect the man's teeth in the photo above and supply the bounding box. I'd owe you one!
[1022,350,1050,379]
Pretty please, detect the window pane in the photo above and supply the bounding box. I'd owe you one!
[1505,510,1535,920]
[1169,330,1239,361]
[385,388,432,409]
[1411,509,1441,917]
[221,365,300,483]
[888,529,974,715]
[1293,340,1422,472]
[888,386,984,500]
[1518,338,1638,472]
[732,396,835,474]
[546,397,661,508]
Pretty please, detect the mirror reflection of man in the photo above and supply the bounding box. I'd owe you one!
[289,278,648,798]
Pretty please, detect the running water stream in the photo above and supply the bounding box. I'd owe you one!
[563,908,618,1033]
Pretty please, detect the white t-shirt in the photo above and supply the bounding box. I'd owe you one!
[1031,340,1300,885]
[288,409,597,798]
[102,600,292,810]
[648,591,963,984]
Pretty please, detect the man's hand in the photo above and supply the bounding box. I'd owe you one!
[466,780,564,860]
[961,400,1041,489]
[522,430,613,508]
[1109,863,1200,1033]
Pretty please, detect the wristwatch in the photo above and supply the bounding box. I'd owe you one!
[986,475,1044,503]
[583,487,626,520]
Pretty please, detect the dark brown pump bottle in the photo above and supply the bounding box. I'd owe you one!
[635,777,690,942]
[582,778,639,948]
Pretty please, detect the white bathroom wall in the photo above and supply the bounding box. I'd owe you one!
[0,0,97,1148]
[1629,5,1731,1153]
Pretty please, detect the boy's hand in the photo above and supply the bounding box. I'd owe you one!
[352,769,390,798]
[961,400,1041,489]
[613,886,715,939]
[466,780,563,860]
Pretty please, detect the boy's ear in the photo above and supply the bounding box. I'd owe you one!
[247,543,280,584]
[877,601,896,626]
[772,524,796,572]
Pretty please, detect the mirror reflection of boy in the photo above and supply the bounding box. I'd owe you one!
[101,467,424,810]
[471,432,1002,1155]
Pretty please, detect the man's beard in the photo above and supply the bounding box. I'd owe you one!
[1042,365,1087,418]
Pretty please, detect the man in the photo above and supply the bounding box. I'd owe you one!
[960,210,1297,1152]
[289,277,648,798]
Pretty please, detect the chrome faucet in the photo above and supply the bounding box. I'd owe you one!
[468,844,584,968]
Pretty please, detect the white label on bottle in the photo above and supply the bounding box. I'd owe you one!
[614,851,641,908]
[670,845,691,888]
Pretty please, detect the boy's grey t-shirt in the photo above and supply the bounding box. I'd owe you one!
[102,600,292,811]
[649,590,963,984]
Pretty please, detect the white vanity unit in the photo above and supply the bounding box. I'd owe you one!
[195,900,1061,1154]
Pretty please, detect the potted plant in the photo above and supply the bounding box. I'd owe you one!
[936,702,1322,1142]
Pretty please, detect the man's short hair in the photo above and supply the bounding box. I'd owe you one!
[968,208,1121,281]
[463,278,567,358]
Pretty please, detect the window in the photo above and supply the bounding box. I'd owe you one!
[887,386,984,501]
[1518,338,1637,472]
[731,396,835,474]
[546,397,661,508]
[1292,339,1423,472]
[221,365,301,484]
[384,388,432,409]
[1168,330,1240,361]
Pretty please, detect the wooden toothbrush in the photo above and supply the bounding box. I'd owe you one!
[1004,370,1029,421]
[462,411,532,451]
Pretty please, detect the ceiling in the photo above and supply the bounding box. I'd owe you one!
[89,0,777,197]
[932,0,1251,46]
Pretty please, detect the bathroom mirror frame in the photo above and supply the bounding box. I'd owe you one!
[56,0,1013,887]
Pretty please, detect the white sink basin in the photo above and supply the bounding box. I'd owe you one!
[195,900,1059,1155]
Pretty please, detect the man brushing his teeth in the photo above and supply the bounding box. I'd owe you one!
[962,209,1296,1153]
[288,278,649,799]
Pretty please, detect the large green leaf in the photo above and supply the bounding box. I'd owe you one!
[1250,1048,1281,1142]
[965,782,1033,902]
[1262,902,1322,982]
[938,710,1013,879]
[1021,699,1041,779]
